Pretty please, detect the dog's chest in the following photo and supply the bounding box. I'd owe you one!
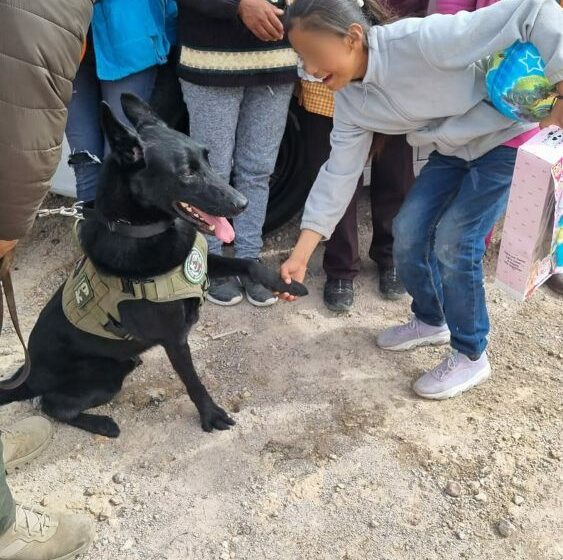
[62,233,209,340]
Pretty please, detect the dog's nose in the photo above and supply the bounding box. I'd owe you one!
[233,193,248,211]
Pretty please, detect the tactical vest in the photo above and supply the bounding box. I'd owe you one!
[62,231,209,340]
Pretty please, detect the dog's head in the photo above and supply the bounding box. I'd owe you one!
[99,93,248,243]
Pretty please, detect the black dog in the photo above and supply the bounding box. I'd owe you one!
[0,94,307,437]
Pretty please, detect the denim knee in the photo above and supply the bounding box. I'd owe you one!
[392,207,425,266]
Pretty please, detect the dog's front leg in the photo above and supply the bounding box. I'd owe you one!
[207,254,308,296]
[164,342,235,432]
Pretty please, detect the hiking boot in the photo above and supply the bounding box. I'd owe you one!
[1,417,52,474]
[207,277,243,306]
[413,350,491,400]
[0,503,94,560]
[546,273,563,296]
[378,265,406,301]
[377,316,450,351]
[241,275,278,307]
[323,279,354,312]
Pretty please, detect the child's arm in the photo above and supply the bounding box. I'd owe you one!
[420,0,563,86]
[278,116,373,296]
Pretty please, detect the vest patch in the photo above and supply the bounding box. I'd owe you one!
[184,246,206,284]
[74,274,94,308]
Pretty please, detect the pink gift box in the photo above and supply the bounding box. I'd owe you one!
[495,127,563,300]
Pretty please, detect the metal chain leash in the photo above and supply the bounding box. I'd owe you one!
[36,201,84,220]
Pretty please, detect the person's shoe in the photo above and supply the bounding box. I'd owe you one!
[377,316,450,351]
[0,504,94,560]
[323,279,354,312]
[207,277,243,306]
[413,350,491,400]
[378,265,407,301]
[546,273,563,296]
[1,417,52,474]
[240,275,278,307]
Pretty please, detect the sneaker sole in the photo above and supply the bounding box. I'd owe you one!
[207,294,243,307]
[245,292,278,308]
[414,364,492,400]
[5,426,53,474]
[54,540,93,560]
[377,330,451,352]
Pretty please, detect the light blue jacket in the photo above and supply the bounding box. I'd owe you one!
[92,0,177,81]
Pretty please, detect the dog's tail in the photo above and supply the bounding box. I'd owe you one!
[0,370,35,404]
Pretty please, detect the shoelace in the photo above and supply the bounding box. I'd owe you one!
[15,504,52,537]
[384,268,399,282]
[432,351,459,381]
[332,280,352,294]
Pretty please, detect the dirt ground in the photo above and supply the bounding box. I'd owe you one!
[0,192,561,560]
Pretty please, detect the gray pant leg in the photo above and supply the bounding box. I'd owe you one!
[180,80,243,255]
[0,439,15,536]
[232,83,294,259]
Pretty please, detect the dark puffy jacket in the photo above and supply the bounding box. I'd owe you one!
[0,0,92,240]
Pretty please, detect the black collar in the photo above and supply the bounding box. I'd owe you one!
[82,208,174,239]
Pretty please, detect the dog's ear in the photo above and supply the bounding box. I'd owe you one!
[100,102,144,167]
[120,93,164,129]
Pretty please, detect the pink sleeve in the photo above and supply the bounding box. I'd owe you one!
[434,0,476,14]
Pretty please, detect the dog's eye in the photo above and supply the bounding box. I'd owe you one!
[182,167,194,179]
[203,149,210,161]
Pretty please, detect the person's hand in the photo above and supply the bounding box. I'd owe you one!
[238,0,284,42]
[540,83,563,130]
[0,240,18,260]
[277,254,307,302]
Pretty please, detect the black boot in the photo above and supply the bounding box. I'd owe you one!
[323,278,354,312]
[378,265,406,301]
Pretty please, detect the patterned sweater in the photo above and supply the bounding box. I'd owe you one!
[176,0,297,87]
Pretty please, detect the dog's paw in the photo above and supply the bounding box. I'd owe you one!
[200,402,236,432]
[248,262,308,297]
[90,415,121,438]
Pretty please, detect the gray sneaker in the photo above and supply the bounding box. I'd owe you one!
[413,351,491,400]
[376,316,450,351]
[207,277,243,306]
[240,276,278,307]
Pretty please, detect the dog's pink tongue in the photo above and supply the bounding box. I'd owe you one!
[198,210,235,243]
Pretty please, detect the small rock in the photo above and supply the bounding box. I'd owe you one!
[242,391,252,399]
[474,492,487,503]
[445,481,462,498]
[455,530,467,541]
[368,519,379,529]
[468,481,480,494]
[548,449,561,460]
[512,495,525,506]
[110,496,123,506]
[121,538,135,552]
[112,473,126,484]
[139,461,150,469]
[220,554,230,560]
[497,518,516,538]
[329,454,338,461]
[84,487,97,497]
[40,496,49,507]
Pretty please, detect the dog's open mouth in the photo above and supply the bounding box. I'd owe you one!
[175,202,235,243]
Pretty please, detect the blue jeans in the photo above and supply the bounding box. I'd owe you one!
[65,57,156,202]
[181,81,294,260]
[393,146,517,358]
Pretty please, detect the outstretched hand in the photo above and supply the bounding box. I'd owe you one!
[277,255,307,302]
